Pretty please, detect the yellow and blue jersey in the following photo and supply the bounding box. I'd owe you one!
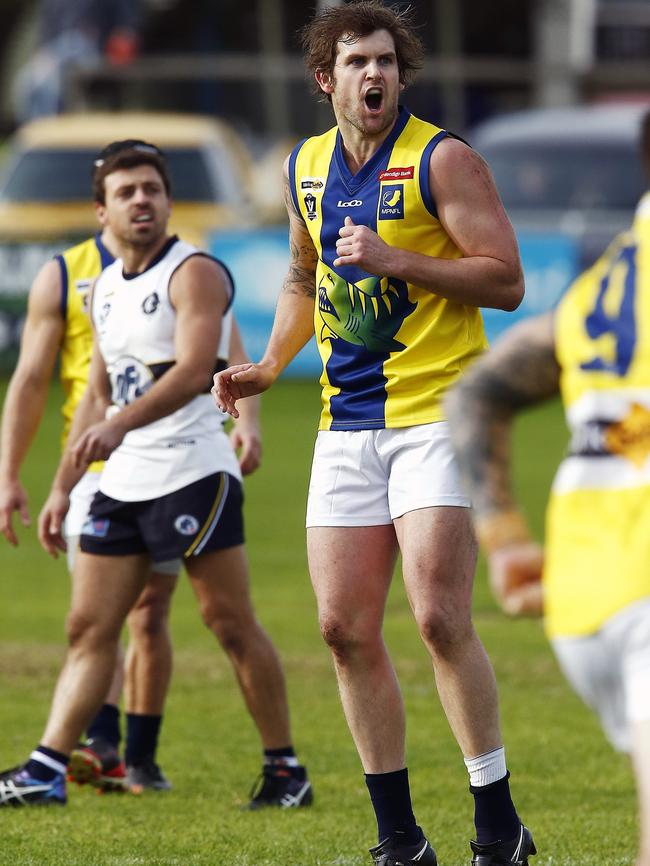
[544,192,650,638]
[289,106,487,431]
[56,234,114,454]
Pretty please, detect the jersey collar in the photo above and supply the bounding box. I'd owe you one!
[334,105,410,194]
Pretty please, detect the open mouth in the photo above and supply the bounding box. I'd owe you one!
[132,213,153,225]
[364,88,383,112]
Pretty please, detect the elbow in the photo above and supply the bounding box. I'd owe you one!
[500,272,525,312]
[185,365,215,397]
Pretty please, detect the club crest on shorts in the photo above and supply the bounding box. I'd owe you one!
[174,514,199,536]
[81,517,110,537]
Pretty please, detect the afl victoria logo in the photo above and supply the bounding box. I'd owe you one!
[174,514,200,536]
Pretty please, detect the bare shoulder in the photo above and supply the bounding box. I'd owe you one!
[28,258,64,316]
[429,136,495,196]
[169,253,230,309]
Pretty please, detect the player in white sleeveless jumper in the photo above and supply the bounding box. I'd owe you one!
[0,142,311,810]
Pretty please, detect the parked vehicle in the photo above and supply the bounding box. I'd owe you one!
[471,101,648,269]
[0,111,255,366]
[470,101,649,337]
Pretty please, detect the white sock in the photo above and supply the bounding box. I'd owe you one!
[29,749,67,776]
[464,746,507,787]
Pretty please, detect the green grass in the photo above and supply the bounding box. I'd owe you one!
[0,379,637,865]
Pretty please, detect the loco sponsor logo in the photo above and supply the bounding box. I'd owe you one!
[174,514,200,535]
[378,184,404,220]
[337,199,363,208]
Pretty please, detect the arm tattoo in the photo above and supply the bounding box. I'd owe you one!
[446,314,560,519]
[282,174,318,299]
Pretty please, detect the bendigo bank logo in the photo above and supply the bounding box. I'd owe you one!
[379,184,404,220]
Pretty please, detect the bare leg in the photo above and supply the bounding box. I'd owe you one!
[104,647,125,707]
[41,551,149,755]
[124,570,178,715]
[186,545,292,748]
[307,525,401,772]
[395,507,502,758]
[631,719,650,866]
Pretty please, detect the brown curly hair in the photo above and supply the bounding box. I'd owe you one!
[300,0,424,101]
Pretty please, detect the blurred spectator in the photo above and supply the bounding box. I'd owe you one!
[12,0,142,122]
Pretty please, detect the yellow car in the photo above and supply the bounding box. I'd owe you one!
[0,111,254,297]
[0,111,256,366]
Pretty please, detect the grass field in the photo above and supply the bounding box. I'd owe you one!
[0,378,638,865]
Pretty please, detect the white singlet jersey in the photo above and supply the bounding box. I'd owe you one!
[91,236,241,501]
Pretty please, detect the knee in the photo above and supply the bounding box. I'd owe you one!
[65,608,113,651]
[416,605,472,658]
[128,591,171,642]
[201,601,249,659]
[319,613,374,664]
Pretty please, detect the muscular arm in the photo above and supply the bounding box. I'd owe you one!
[445,311,559,523]
[335,138,524,311]
[445,312,560,615]
[0,260,64,543]
[260,159,319,375]
[212,157,318,417]
[38,335,111,556]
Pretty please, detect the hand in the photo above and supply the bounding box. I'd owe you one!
[0,478,30,546]
[230,422,262,476]
[38,488,70,558]
[212,363,275,420]
[71,419,126,468]
[487,541,544,617]
[334,217,393,272]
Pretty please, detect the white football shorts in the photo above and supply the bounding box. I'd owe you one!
[551,597,650,753]
[306,421,470,527]
[64,470,181,576]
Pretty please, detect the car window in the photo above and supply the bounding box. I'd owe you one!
[0,148,218,203]
[479,143,644,210]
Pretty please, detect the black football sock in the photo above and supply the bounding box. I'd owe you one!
[365,768,421,845]
[86,703,121,748]
[125,713,162,766]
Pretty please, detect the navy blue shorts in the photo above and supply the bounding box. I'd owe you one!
[79,472,244,560]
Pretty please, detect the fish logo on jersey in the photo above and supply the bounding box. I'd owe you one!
[317,267,415,353]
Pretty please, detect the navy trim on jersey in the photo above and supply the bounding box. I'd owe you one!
[419,130,448,220]
[147,357,227,391]
[55,254,68,320]
[333,105,410,195]
[95,232,115,270]
[123,235,179,280]
[288,139,307,218]
[168,252,237,313]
